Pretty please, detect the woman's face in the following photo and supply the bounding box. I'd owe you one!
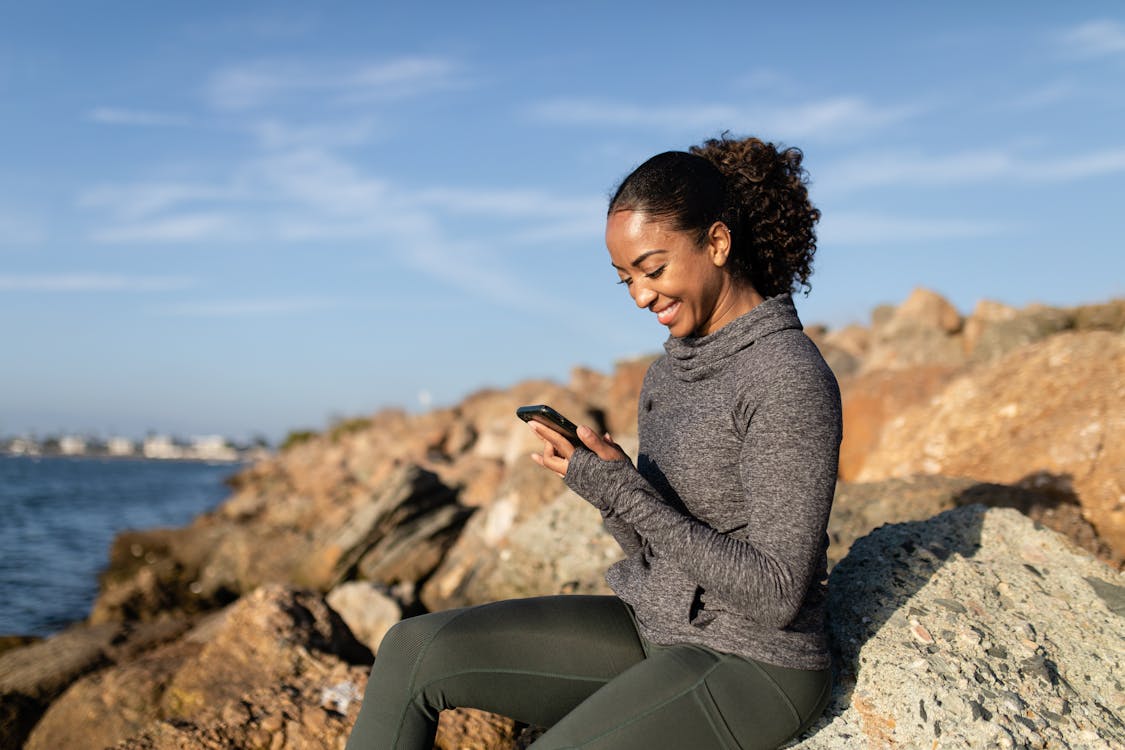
[606,210,745,338]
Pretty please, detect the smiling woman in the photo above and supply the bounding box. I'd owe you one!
[346,135,841,750]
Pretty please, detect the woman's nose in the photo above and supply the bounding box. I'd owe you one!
[631,283,656,309]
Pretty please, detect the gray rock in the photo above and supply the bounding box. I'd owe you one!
[789,506,1125,749]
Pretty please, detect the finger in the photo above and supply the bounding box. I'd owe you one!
[577,425,620,461]
[528,421,575,459]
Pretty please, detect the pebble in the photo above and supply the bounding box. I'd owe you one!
[910,618,935,645]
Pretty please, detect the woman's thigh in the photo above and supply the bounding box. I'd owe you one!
[530,644,831,750]
[354,595,646,736]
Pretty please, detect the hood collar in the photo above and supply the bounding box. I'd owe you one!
[663,295,803,382]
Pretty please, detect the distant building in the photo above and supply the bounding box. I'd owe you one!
[59,436,88,456]
[188,435,239,462]
[142,435,183,460]
[107,437,137,456]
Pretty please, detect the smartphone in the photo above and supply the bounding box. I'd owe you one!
[516,404,583,447]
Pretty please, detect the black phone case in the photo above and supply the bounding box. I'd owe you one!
[516,404,582,446]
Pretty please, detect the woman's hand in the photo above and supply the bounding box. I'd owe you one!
[528,422,628,478]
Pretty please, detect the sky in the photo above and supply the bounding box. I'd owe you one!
[2,3,1123,442]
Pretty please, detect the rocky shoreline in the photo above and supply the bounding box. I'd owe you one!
[2,289,1123,749]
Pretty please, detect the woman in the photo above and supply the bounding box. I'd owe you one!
[346,135,841,750]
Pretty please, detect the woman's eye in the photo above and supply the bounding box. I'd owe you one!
[644,265,666,279]
[616,277,633,286]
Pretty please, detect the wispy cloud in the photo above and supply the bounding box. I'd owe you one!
[87,107,192,127]
[819,212,1007,246]
[816,146,1125,195]
[0,214,45,245]
[1059,20,1125,58]
[207,56,462,111]
[157,296,341,316]
[0,273,194,292]
[91,214,239,243]
[527,95,922,141]
[250,117,382,149]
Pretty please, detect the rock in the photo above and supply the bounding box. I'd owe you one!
[857,331,1125,559]
[0,621,119,750]
[330,464,473,587]
[789,506,1125,749]
[1073,299,1125,333]
[434,707,521,750]
[0,635,40,658]
[965,303,1073,363]
[421,437,636,612]
[25,638,202,750]
[31,586,372,750]
[829,477,1118,570]
[863,289,966,372]
[837,365,960,481]
[325,581,401,654]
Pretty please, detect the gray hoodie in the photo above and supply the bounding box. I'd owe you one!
[565,295,841,670]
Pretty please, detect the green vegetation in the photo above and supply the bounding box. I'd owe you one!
[280,429,319,452]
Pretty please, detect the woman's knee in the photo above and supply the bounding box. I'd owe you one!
[370,608,465,686]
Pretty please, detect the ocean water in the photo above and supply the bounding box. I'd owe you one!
[0,454,240,636]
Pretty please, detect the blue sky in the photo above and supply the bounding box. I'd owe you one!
[2,3,1123,441]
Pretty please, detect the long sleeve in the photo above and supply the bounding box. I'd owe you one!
[564,355,841,630]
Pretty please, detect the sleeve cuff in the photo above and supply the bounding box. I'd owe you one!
[563,447,635,511]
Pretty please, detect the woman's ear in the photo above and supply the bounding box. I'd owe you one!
[707,221,733,267]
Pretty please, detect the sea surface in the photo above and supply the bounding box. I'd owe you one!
[0,454,240,636]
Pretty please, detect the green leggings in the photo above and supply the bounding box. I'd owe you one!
[345,595,830,750]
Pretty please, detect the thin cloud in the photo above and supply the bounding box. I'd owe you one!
[207,56,462,111]
[1059,20,1125,58]
[527,95,921,141]
[250,117,382,150]
[819,212,1007,246]
[79,182,242,220]
[91,214,238,243]
[0,273,194,292]
[0,214,46,245]
[87,107,192,127]
[414,187,603,220]
[158,296,342,317]
[816,146,1125,195]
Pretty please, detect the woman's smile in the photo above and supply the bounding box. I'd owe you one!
[605,209,760,338]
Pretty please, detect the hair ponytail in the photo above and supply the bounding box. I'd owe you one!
[609,134,820,298]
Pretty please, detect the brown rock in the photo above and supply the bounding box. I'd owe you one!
[25,638,201,750]
[29,587,371,750]
[965,303,1073,363]
[889,287,963,334]
[1073,298,1125,332]
[0,621,120,750]
[435,707,520,750]
[828,476,1118,570]
[837,365,960,481]
[325,582,401,654]
[863,290,966,372]
[161,586,370,722]
[857,331,1125,558]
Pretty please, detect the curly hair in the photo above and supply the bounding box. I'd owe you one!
[608,135,820,298]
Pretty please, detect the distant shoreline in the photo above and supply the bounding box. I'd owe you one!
[0,452,250,465]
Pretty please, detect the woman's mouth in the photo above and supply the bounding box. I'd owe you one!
[655,301,681,326]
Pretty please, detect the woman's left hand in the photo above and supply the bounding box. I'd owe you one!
[528,422,628,478]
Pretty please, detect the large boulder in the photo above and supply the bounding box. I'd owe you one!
[791,505,1125,749]
[0,622,119,750]
[30,586,372,750]
[857,331,1125,558]
[836,365,960,481]
[862,289,966,372]
[421,437,637,612]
